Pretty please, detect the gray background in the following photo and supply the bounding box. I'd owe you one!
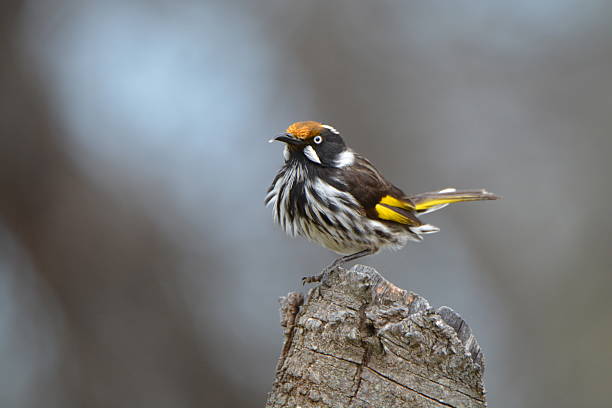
[1,1,611,407]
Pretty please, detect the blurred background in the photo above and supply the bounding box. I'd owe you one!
[1,0,611,407]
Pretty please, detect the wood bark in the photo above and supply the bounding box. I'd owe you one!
[266,265,486,408]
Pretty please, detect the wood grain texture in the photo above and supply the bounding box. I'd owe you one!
[267,265,486,408]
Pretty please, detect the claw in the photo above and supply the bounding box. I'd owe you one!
[301,265,334,285]
[301,274,322,285]
[301,249,374,285]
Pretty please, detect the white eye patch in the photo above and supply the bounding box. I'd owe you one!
[313,135,323,144]
[303,145,321,164]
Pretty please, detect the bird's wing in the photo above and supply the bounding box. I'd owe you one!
[340,155,422,226]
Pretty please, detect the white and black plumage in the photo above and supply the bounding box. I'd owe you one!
[266,121,499,283]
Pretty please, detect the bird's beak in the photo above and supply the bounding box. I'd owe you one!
[269,133,305,146]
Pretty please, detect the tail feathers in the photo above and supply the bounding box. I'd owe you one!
[410,224,440,235]
[410,188,500,214]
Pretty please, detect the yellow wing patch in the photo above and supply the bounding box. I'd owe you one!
[375,204,413,224]
[379,195,414,210]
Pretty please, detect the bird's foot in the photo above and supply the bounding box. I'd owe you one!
[301,273,323,285]
[301,262,340,285]
[301,250,374,285]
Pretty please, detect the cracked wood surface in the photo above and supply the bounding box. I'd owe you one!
[266,265,486,408]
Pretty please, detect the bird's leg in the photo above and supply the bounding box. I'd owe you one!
[302,249,374,285]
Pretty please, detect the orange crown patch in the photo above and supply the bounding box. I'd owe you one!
[286,121,324,139]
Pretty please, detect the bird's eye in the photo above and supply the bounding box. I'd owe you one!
[313,136,323,144]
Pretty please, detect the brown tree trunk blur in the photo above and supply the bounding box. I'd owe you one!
[0,2,245,407]
[267,266,486,408]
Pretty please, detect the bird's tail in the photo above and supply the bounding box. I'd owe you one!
[409,188,500,215]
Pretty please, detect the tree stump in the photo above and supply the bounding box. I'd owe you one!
[266,265,486,408]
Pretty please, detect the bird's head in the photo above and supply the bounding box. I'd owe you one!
[270,121,354,168]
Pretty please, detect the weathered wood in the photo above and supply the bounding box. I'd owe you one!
[267,265,486,408]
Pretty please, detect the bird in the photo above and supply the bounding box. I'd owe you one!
[266,121,499,284]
